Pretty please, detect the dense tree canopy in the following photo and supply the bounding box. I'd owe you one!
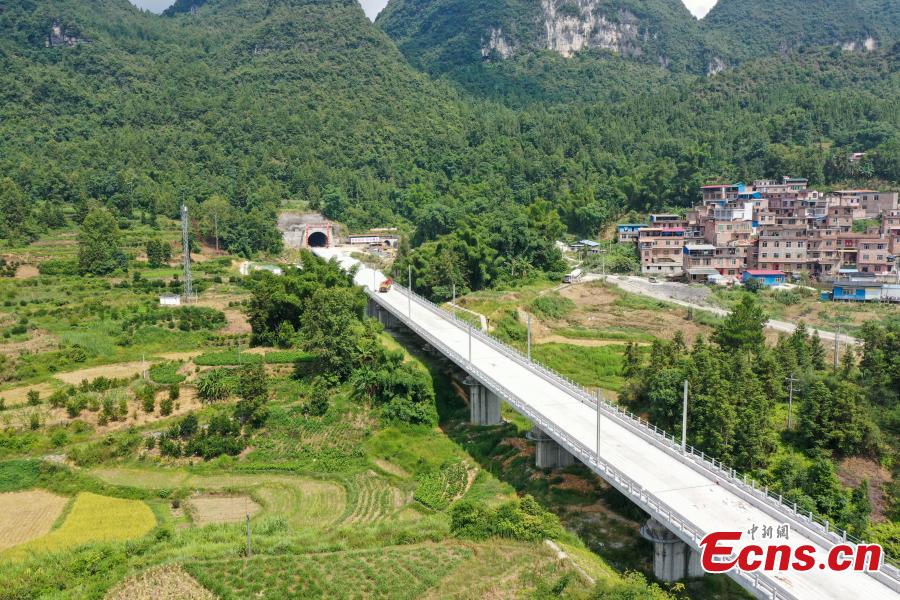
[1,0,896,292]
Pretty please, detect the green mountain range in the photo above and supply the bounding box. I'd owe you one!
[377,0,900,75]
[0,0,897,287]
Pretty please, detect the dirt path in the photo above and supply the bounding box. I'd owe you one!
[536,335,647,347]
[603,275,860,346]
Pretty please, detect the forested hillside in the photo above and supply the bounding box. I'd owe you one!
[377,0,710,74]
[703,0,900,62]
[1,0,898,297]
[377,0,900,73]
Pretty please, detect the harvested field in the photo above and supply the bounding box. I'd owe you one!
[0,490,68,551]
[55,362,147,385]
[188,495,261,526]
[0,383,56,408]
[105,565,215,600]
[14,265,39,279]
[154,351,203,361]
[90,468,347,529]
[3,492,156,559]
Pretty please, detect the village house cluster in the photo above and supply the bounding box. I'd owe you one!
[618,177,900,298]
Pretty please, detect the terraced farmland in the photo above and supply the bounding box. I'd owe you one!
[3,492,155,559]
[185,543,472,599]
[188,495,261,526]
[0,490,68,551]
[91,468,347,529]
[105,565,215,600]
[342,472,406,525]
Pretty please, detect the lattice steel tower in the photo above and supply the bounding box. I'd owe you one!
[181,202,194,302]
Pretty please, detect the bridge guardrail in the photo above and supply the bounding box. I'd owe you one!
[369,287,801,600]
[374,281,900,590]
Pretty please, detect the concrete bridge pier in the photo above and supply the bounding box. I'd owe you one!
[527,426,575,469]
[463,375,502,426]
[640,518,704,582]
[368,299,400,329]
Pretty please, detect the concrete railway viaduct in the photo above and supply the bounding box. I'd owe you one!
[315,248,900,600]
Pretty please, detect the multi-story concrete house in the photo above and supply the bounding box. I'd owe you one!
[756,217,809,275]
[638,227,685,275]
[649,214,686,229]
[618,176,898,282]
[856,235,892,275]
[617,224,647,243]
[829,190,899,219]
[807,228,841,278]
[714,242,753,277]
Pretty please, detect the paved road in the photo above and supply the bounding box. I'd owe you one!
[596,275,860,346]
[318,248,897,600]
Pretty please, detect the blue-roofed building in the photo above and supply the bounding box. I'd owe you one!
[617,224,648,243]
[742,269,787,287]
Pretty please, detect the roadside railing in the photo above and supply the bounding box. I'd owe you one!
[368,286,803,599]
[368,279,900,592]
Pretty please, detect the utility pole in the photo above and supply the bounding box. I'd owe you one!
[596,389,602,461]
[526,313,532,361]
[681,380,689,452]
[181,202,194,303]
[786,373,798,430]
[468,324,472,362]
[246,512,252,558]
[452,283,456,305]
[408,265,412,318]
[833,326,841,370]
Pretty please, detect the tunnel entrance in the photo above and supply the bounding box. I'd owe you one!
[307,231,328,247]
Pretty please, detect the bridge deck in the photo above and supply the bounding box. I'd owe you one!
[319,249,897,600]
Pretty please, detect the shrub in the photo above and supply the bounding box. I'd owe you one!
[49,389,68,408]
[301,382,329,417]
[196,368,236,402]
[28,412,40,430]
[450,495,564,541]
[160,397,174,416]
[50,429,69,447]
[26,390,40,406]
[37,259,79,276]
[529,295,575,320]
[137,385,156,413]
